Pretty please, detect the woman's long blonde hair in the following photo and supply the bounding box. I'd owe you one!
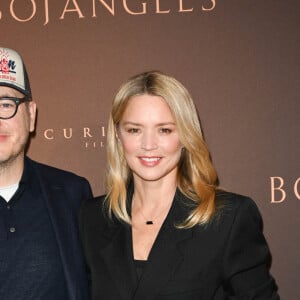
[105,71,218,228]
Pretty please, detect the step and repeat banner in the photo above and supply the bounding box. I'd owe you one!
[2,0,299,298]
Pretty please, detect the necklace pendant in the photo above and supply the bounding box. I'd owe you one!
[146,220,154,225]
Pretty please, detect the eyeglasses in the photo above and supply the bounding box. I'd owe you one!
[0,97,32,119]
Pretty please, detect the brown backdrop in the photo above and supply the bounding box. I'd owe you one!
[2,0,299,298]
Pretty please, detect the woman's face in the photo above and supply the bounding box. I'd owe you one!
[118,94,182,185]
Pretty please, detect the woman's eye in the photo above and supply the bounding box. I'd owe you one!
[160,128,172,134]
[127,128,140,134]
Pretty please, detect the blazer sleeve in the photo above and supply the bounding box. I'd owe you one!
[222,197,279,299]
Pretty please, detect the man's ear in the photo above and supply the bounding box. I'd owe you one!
[28,101,37,132]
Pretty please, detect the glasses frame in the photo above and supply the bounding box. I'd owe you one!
[0,96,32,120]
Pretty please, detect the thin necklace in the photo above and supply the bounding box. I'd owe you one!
[139,210,155,225]
[133,196,171,225]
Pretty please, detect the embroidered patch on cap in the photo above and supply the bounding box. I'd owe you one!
[0,47,32,98]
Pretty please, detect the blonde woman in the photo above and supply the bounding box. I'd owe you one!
[80,71,279,299]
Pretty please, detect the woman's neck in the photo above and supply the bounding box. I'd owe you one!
[132,178,177,209]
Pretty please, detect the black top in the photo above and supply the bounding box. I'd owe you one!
[134,259,147,281]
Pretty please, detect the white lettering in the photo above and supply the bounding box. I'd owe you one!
[92,0,115,17]
[179,0,193,12]
[60,0,84,19]
[270,176,286,203]
[10,0,36,22]
[44,0,49,25]
[63,128,73,139]
[156,0,170,14]
[202,0,216,11]
[294,177,300,200]
[101,126,106,137]
[85,141,105,148]
[84,127,93,138]
[123,0,146,15]
[44,129,54,140]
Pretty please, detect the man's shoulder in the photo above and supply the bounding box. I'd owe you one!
[26,157,88,184]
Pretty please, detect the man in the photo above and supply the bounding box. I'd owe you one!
[0,47,92,299]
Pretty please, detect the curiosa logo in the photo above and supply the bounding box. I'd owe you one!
[42,126,106,149]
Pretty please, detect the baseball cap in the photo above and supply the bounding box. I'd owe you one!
[0,47,32,99]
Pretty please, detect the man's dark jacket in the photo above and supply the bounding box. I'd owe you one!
[26,156,92,300]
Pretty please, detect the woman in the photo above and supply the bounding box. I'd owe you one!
[79,71,279,299]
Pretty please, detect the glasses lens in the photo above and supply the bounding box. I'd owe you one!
[0,98,17,119]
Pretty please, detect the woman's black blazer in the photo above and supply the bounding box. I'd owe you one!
[79,189,279,299]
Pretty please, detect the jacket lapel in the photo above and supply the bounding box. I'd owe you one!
[42,184,80,299]
[96,188,194,300]
[133,190,193,299]
[32,161,86,300]
[100,222,138,300]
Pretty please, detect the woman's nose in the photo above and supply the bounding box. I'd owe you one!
[140,132,158,150]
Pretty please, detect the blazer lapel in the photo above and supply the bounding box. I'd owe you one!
[100,222,138,300]
[27,158,90,300]
[133,190,193,299]
[41,183,80,299]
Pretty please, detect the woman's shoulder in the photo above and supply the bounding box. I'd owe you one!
[216,189,259,210]
[82,194,106,208]
[80,194,122,231]
[80,195,107,225]
[213,189,263,227]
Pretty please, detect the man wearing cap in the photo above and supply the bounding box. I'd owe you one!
[0,47,91,299]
